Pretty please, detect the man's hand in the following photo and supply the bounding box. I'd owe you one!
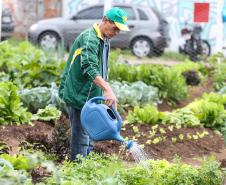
[104,86,117,108]
[93,76,117,108]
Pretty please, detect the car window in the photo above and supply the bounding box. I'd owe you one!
[151,8,163,21]
[117,7,136,20]
[76,6,103,19]
[137,8,148,20]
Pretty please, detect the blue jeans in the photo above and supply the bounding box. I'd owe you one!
[67,106,94,161]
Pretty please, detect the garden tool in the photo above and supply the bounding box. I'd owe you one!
[80,96,134,149]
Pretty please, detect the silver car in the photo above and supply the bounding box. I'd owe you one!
[28,4,170,57]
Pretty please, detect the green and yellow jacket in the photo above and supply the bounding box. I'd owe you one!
[59,24,107,110]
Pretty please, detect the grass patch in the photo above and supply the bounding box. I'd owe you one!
[110,49,189,62]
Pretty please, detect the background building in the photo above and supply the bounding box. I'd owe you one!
[2,0,62,38]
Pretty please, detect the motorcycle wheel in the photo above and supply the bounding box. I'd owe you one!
[200,40,211,56]
[183,40,198,61]
[194,40,211,61]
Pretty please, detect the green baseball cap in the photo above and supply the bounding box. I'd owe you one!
[105,7,130,31]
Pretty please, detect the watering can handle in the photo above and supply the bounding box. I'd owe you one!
[110,105,123,132]
[89,96,122,131]
[89,96,105,103]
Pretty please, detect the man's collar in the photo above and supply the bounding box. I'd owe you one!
[93,23,103,40]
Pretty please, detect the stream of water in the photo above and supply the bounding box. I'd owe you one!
[126,142,151,173]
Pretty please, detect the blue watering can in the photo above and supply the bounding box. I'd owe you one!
[80,96,134,149]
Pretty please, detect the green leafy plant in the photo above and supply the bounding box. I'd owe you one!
[187,100,226,128]
[0,150,51,170]
[126,105,160,125]
[137,65,188,102]
[109,62,188,103]
[212,63,226,91]
[160,108,201,127]
[207,53,226,91]
[0,164,32,185]
[0,41,65,89]
[111,81,159,107]
[109,58,210,103]
[0,150,55,185]
[0,81,32,125]
[119,157,224,185]
[19,87,51,113]
[202,92,226,107]
[33,105,61,121]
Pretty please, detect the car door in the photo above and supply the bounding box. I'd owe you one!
[110,6,137,48]
[135,7,160,38]
[65,6,104,47]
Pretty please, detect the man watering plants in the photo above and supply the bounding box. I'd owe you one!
[59,7,130,161]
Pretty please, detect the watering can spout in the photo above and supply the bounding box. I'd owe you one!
[115,134,134,150]
[125,140,134,150]
[114,134,124,143]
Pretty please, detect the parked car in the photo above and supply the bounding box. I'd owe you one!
[1,8,14,40]
[28,4,170,57]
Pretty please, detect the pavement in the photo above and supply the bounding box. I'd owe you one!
[124,58,182,66]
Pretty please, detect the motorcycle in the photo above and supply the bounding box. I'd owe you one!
[179,24,211,61]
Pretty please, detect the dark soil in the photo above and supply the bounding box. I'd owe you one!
[94,124,226,167]
[1,117,225,168]
[0,121,54,155]
[31,166,52,184]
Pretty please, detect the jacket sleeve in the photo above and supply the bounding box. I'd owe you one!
[80,32,101,80]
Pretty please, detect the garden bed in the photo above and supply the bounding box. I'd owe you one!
[0,77,225,167]
[95,124,226,167]
[0,117,225,168]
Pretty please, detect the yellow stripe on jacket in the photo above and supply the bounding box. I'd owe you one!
[70,48,82,66]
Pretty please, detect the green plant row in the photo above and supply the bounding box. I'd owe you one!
[0,41,211,104]
[0,150,55,185]
[43,153,224,185]
[0,81,63,125]
[19,81,159,115]
[109,58,207,103]
[0,150,224,185]
[0,41,65,89]
[19,83,67,114]
[32,105,61,121]
[207,53,226,91]
[211,63,226,91]
[111,81,159,107]
[127,92,226,130]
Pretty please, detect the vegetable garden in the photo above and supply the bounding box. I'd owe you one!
[0,40,226,184]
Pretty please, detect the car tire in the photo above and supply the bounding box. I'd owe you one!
[38,31,61,51]
[131,37,153,58]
